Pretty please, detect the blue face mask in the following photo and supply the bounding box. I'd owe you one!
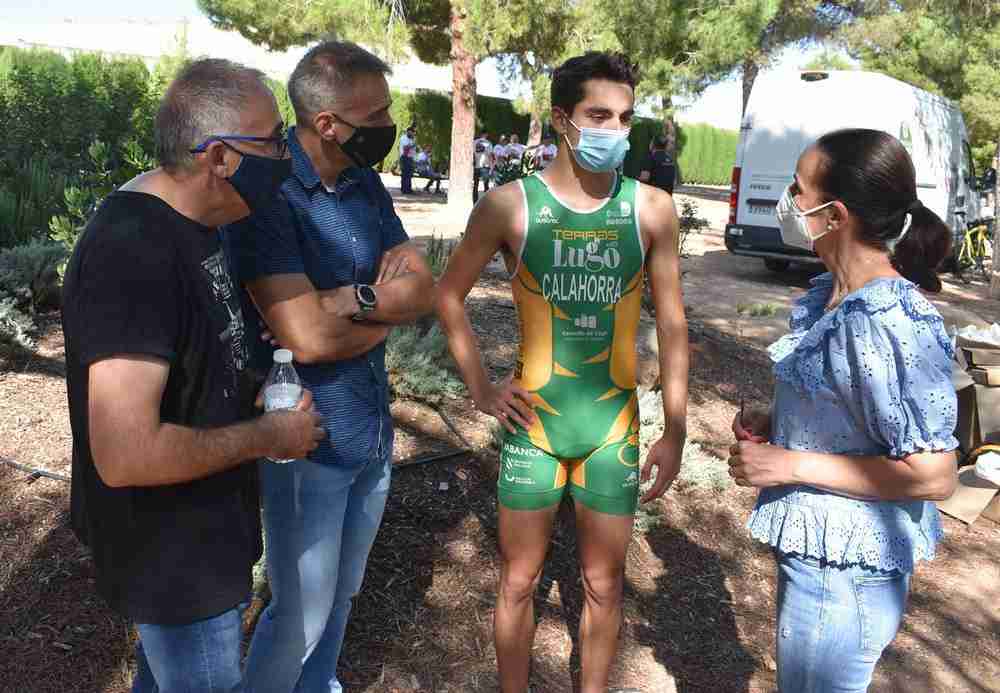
[227,149,292,214]
[565,119,631,172]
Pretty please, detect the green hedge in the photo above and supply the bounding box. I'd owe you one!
[0,47,152,178]
[389,90,530,170]
[675,122,738,186]
[0,46,158,248]
[621,118,737,186]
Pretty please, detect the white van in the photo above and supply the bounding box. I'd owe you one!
[725,70,982,271]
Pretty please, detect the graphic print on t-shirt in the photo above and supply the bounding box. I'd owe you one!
[201,249,248,390]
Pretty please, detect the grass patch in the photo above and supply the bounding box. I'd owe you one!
[736,302,779,318]
[385,323,466,403]
[638,389,734,496]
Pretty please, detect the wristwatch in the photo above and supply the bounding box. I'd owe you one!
[353,283,377,320]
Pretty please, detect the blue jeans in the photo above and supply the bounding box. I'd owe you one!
[245,454,392,693]
[132,603,247,693]
[776,551,910,693]
[400,156,414,193]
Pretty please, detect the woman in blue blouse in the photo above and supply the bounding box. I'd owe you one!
[730,129,959,692]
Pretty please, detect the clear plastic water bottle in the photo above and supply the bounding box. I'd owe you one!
[263,348,302,464]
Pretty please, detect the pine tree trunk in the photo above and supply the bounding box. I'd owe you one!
[447,3,476,219]
[527,109,542,146]
[741,58,760,116]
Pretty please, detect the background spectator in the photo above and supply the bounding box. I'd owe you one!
[639,135,676,194]
[399,124,417,194]
[473,132,494,202]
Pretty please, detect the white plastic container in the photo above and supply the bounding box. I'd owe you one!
[263,349,302,464]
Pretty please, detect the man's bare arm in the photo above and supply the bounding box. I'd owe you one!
[645,188,688,436]
[89,356,323,488]
[638,185,689,501]
[248,274,391,365]
[434,186,535,430]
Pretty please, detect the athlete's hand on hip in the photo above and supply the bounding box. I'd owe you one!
[474,377,536,434]
[640,434,683,503]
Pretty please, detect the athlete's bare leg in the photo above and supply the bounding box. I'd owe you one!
[495,503,560,693]
[575,503,634,693]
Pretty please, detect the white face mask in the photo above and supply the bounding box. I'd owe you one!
[775,184,836,251]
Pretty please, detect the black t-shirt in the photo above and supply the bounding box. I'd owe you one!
[642,150,676,192]
[62,191,261,625]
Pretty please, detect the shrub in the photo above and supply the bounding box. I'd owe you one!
[637,389,733,494]
[0,239,68,348]
[426,234,457,278]
[0,240,69,312]
[49,139,154,253]
[677,198,711,258]
[385,323,466,403]
[0,297,36,350]
[0,46,150,177]
[0,157,67,248]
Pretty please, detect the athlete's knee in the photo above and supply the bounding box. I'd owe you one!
[499,564,544,606]
[580,567,623,609]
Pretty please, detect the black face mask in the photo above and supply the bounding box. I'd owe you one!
[226,149,292,214]
[332,114,397,169]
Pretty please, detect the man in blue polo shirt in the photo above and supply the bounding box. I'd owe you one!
[224,41,434,693]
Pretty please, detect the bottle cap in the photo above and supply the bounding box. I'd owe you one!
[273,349,293,364]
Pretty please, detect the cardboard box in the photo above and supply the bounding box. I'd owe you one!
[936,467,1000,524]
[962,347,1000,367]
[981,494,1000,525]
[969,367,1000,386]
[957,334,1000,351]
[953,363,1000,455]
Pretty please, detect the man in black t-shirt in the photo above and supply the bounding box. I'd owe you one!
[639,135,676,194]
[61,59,324,693]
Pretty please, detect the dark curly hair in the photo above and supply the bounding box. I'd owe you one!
[551,52,639,116]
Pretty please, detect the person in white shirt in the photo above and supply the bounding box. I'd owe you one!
[473,132,494,202]
[534,133,558,170]
[415,145,444,194]
[506,133,526,165]
[398,124,417,194]
[493,135,509,169]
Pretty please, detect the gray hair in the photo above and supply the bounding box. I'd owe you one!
[288,41,391,126]
[155,58,270,172]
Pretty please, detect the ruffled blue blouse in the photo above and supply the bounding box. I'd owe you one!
[747,273,958,573]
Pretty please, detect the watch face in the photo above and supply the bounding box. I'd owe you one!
[358,284,377,306]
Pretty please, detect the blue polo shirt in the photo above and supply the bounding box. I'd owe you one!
[223,127,408,467]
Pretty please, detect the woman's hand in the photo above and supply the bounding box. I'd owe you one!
[732,405,771,443]
[728,441,797,488]
[473,376,537,434]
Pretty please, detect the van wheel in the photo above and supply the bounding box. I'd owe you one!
[764,258,790,272]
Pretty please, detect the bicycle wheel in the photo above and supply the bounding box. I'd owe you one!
[977,222,994,282]
[954,220,974,280]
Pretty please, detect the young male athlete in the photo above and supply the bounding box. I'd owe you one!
[435,52,688,693]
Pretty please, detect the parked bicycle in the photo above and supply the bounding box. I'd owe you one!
[953,211,994,284]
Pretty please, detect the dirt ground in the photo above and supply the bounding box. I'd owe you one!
[1,187,998,693]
